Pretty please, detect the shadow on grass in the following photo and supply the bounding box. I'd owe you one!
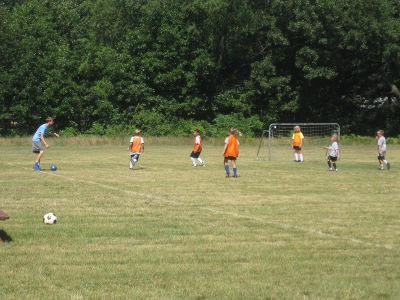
[0,230,13,243]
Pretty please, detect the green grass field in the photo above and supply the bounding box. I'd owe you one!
[1,138,399,299]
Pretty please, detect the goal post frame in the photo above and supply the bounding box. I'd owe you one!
[256,123,340,161]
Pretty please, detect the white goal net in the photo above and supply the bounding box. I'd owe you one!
[257,123,340,161]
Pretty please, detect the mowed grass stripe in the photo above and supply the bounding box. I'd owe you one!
[1,141,399,299]
[5,154,398,252]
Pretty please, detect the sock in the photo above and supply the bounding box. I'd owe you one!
[380,164,384,169]
[233,168,237,176]
[191,157,196,166]
[328,161,331,168]
[295,153,299,161]
[197,158,204,164]
[225,165,230,174]
[333,163,337,170]
[299,154,303,162]
[384,160,388,164]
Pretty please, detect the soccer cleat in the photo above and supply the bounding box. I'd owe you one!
[328,168,332,171]
[378,168,384,170]
[33,162,42,172]
[202,162,205,167]
[192,164,197,167]
[34,162,41,172]
[130,158,136,169]
[225,173,230,178]
[335,169,339,172]
[233,175,238,178]
[387,162,391,170]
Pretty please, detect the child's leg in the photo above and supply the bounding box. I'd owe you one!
[190,157,196,166]
[298,150,303,162]
[378,159,384,169]
[224,158,230,176]
[332,162,337,170]
[294,150,299,161]
[36,150,44,164]
[197,157,205,166]
[327,160,332,169]
[232,159,238,177]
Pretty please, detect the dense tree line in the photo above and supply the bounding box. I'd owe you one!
[1,0,399,137]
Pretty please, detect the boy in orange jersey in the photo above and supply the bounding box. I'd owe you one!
[128,129,144,169]
[223,128,240,178]
[292,125,304,162]
[190,129,205,167]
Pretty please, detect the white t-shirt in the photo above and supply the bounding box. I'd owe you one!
[377,136,386,153]
[329,141,339,157]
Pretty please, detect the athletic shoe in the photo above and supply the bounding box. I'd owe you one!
[335,169,339,172]
[378,168,384,170]
[387,162,391,170]
[130,159,136,169]
[328,168,332,171]
[192,164,197,167]
[35,163,42,172]
[202,162,205,167]
[233,175,238,178]
[226,173,230,178]
[34,162,41,172]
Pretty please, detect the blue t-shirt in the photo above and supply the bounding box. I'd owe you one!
[32,124,49,142]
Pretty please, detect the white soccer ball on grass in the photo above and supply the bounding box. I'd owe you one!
[43,212,57,224]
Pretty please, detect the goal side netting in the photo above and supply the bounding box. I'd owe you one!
[256,123,340,161]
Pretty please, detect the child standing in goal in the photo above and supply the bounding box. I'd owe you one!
[292,125,304,162]
[323,133,339,172]
[129,129,144,169]
[190,129,205,167]
[223,128,240,178]
[376,130,390,170]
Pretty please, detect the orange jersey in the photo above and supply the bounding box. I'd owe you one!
[130,136,143,153]
[292,132,304,147]
[224,135,239,157]
[193,135,202,153]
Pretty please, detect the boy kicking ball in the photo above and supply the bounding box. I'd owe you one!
[376,130,390,170]
[32,117,59,171]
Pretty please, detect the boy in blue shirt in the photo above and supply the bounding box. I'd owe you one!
[32,117,59,171]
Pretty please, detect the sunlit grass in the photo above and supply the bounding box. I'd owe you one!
[0,139,399,299]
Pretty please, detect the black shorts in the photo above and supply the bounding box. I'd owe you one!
[293,146,301,151]
[378,155,385,160]
[190,151,201,158]
[328,156,337,162]
[224,156,237,161]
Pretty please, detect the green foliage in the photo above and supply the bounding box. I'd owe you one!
[210,114,263,138]
[1,0,400,137]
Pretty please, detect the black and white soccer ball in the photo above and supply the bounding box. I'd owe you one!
[43,212,57,224]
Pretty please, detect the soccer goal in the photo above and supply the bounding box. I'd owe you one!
[256,123,340,161]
